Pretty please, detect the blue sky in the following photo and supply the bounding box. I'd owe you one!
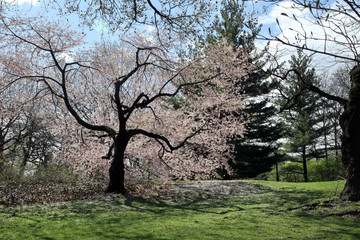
[6,0,279,44]
[3,0,107,43]
[5,0,357,73]
[0,0,307,68]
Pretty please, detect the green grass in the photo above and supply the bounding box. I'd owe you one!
[1,180,359,240]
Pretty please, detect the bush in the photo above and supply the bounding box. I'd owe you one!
[29,164,78,184]
[268,161,304,182]
[0,162,107,206]
[0,161,22,184]
[307,154,345,182]
[265,154,345,182]
[254,172,269,180]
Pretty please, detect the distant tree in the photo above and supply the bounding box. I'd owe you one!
[0,80,59,173]
[316,98,334,160]
[14,112,59,173]
[0,81,24,160]
[264,0,360,201]
[323,65,352,156]
[207,0,283,178]
[328,66,352,100]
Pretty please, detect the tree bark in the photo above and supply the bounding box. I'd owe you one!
[340,64,360,201]
[323,114,328,160]
[0,132,5,159]
[334,121,339,156]
[106,133,129,194]
[302,147,308,182]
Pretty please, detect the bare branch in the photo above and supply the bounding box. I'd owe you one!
[274,69,348,106]
[129,125,206,153]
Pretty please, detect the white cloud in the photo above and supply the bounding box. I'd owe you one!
[3,0,39,5]
[259,1,311,25]
[259,0,314,40]
[257,0,359,74]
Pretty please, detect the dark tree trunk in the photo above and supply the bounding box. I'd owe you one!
[0,132,5,159]
[322,109,328,160]
[334,121,339,156]
[106,134,129,194]
[275,159,280,182]
[302,147,308,182]
[340,65,360,201]
[324,131,328,160]
[20,148,29,174]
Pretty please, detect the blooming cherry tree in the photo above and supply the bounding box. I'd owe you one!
[0,15,252,193]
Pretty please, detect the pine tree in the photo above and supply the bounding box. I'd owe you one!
[208,0,283,178]
[207,0,259,52]
[279,50,327,182]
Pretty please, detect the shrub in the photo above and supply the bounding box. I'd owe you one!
[0,161,107,206]
[29,164,78,184]
[265,153,345,182]
[307,154,345,181]
[0,161,22,184]
[270,161,304,182]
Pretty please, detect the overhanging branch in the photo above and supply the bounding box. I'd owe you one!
[129,125,206,154]
[274,69,348,106]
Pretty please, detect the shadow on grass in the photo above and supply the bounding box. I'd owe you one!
[246,186,333,208]
[118,181,262,214]
[1,180,343,218]
[2,180,359,240]
[111,181,334,215]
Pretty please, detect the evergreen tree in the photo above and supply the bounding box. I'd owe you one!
[279,50,327,182]
[207,0,259,52]
[208,0,283,178]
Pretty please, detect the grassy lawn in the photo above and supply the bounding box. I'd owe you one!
[1,180,359,239]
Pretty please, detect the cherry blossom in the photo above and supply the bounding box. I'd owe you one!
[0,15,253,193]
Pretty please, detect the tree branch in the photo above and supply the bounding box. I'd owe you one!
[274,69,348,106]
[129,125,205,153]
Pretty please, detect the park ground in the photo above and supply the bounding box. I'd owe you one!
[1,180,360,239]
